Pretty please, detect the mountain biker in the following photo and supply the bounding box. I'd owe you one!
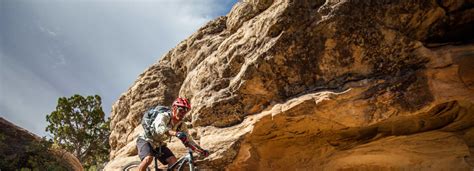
[136,97,209,171]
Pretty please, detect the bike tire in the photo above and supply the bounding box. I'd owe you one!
[122,161,151,171]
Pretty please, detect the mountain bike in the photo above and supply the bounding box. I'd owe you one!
[122,146,199,171]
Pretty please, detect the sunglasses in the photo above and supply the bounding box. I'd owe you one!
[176,106,189,113]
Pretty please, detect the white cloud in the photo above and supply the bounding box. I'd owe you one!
[38,25,58,37]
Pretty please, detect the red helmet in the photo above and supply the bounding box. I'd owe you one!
[172,97,191,109]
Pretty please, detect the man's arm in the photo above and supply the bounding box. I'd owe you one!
[177,123,209,156]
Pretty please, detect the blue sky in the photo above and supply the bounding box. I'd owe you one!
[0,0,237,136]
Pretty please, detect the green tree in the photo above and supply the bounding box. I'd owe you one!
[46,94,110,168]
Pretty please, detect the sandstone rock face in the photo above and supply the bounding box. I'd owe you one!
[107,0,474,170]
[0,117,83,171]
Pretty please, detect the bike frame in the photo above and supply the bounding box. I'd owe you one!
[154,147,195,171]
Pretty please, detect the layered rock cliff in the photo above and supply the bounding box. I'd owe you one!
[106,0,474,170]
[0,117,83,170]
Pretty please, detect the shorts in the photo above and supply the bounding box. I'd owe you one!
[136,138,175,165]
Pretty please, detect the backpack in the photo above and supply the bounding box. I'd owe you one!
[142,105,171,137]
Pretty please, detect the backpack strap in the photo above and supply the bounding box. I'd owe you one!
[167,111,173,143]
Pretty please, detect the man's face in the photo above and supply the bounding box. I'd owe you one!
[173,106,189,121]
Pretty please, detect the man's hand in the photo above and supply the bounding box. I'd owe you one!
[176,131,188,143]
[200,149,210,157]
